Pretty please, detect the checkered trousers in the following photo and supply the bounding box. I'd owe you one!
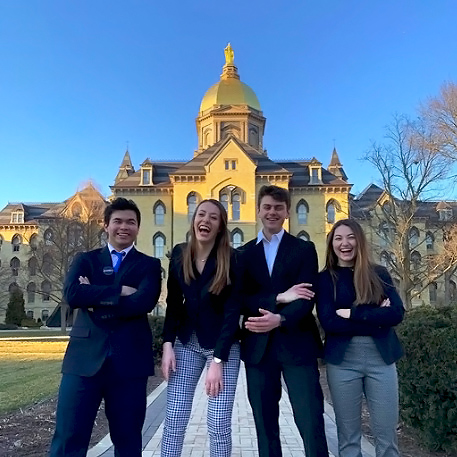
[161,333,240,457]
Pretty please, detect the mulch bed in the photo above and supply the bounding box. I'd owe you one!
[0,375,164,457]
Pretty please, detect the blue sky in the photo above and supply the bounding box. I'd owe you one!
[1,1,457,209]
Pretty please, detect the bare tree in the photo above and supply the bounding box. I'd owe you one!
[358,115,457,309]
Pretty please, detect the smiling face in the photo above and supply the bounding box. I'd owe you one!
[104,209,139,251]
[193,201,222,245]
[258,195,289,238]
[332,224,357,267]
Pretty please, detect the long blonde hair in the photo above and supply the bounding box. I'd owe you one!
[325,219,384,304]
[182,199,231,295]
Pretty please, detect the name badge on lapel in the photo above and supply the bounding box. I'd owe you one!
[103,266,114,276]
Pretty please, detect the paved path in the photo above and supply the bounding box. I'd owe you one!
[88,364,375,457]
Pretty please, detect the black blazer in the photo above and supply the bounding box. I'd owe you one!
[62,247,162,377]
[162,243,240,361]
[238,232,323,365]
[317,265,404,365]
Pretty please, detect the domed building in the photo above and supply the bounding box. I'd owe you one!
[111,45,352,312]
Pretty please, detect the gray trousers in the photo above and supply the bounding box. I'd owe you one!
[327,336,400,457]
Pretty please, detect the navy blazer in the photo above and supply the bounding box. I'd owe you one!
[62,246,162,377]
[317,265,404,365]
[162,243,240,361]
[238,232,323,365]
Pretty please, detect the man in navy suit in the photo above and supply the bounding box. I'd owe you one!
[238,185,328,457]
[49,198,161,457]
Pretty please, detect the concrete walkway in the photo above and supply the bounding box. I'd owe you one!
[88,364,376,457]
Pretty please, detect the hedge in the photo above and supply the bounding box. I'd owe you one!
[397,306,457,452]
[148,315,165,365]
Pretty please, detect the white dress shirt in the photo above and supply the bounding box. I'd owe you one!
[256,228,285,276]
[107,243,134,268]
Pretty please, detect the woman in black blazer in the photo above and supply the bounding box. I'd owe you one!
[317,219,404,457]
[161,199,240,457]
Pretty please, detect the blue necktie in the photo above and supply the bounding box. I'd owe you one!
[112,251,125,273]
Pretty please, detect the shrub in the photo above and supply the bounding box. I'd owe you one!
[5,289,26,326]
[148,315,165,365]
[0,323,18,330]
[397,306,457,453]
[20,318,42,328]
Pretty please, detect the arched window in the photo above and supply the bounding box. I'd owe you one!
[10,257,20,276]
[379,222,394,247]
[43,253,53,276]
[29,233,38,250]
[450,280,457,302]
[72,202,82,218]
[297,200,308,225]
[154,201,165,226]
[12,234,22,252]
[187,192,199,223]
[28,257,38,276]
[231,229,244,249]
[26,310,34,319]
[9,282,19,293]
[411,251,421,270]
[429,282,438,303]
[68,223,83,248]
[27,283,36,303]
[409,227,420,248]
[220,193,229,213]
[153,233,165,259]
[232,193,241,221]
[44,228,54,246]
[426,232,434,250]
[326,202,336,224]
[41,280,51,302]
[297,231,310,242]
[41,309,49,321]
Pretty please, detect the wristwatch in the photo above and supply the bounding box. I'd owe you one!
[213,357,222,364]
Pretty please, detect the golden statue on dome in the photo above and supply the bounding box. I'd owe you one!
[224,43,234,65]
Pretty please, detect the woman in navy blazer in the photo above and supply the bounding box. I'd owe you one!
[317,219,404,457]
[161,199,240,457]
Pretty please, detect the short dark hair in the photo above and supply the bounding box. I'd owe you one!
[104,198,141,226]
[257,185,291,210]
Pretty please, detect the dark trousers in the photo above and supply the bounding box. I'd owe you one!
[245,351,328,457]
[49,359,148,457]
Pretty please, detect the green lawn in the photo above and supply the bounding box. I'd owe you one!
[0,340,68,415]
[0,329,68,339]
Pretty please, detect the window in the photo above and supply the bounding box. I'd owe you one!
[27,283,36,303]
[429,282,438,302]
[41,309,49,321]
[380,251,390,268]
[450,280,457,302]
[43,253,53,276]
[232,193,241,221]
[99,230,108,247]
[379,222,394,247]
[9,282,19,293]
[41,281,51,302]
[231,229,243,249]
[28,257,38,276]
[68,223,83,248]
[0,235,3,251]
[154,202,165,225]
[426,232,434,250]
[231,160,236,170]
[411,251,421,270]
[153,233,165,258]
[161,268,166,280]
[225,160,230,170]
[187,193,199,222]
[29,233,38,250]
[10,257,20,276]
[297,200,308,225]
[12,234,21,252]
[438,208,453,221]
[11,211,24,223]
[142,169,151,185]
[220,193,229,212]
[409,227,420,248]
[326,202,336,224]
[297,231,310,242]
[26,310,34,319]
[44,229,53,246]
[224,159,237,170]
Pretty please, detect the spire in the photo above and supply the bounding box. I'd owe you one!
[114,149,135,184]
[328,147,347,181]
[221,43,240,80]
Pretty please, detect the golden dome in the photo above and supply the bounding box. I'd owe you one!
[199,44,261,113]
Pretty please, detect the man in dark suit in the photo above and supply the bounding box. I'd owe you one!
[238,185,328,457]
[49,198,161,457]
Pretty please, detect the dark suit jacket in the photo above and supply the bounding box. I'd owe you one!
[238,232,323,365]
[317,265,404,365]
[162,243,240,361]
[62,246,162,378]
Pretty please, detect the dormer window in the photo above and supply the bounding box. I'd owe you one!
[439,208,453,221]
[11,211,24,223]
[142,169,151,185]
[309,166,322,184]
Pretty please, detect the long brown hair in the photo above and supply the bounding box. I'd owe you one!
[324,219,384,304]
[182,199,231,295]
